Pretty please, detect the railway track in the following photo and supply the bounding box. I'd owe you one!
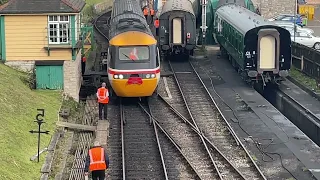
[94,11,111,41]
[119,99,166,179]
[93,8,265,180]
[149,60,267,180]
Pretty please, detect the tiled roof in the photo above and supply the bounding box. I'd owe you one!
[0,0,86,14]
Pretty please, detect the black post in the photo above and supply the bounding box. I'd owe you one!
[29,109,50,163]
[37,121,41,162]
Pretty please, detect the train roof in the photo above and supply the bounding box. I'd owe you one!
[217,0,246,9]
[216,4,275,34]
[160,0,195,16]
[109,0,153,39]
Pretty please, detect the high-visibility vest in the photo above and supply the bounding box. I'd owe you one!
[150,9,155,16]
[143,8,149,16]
[89,147,107,171]
[129,48,138,60]
[154,19,159,28]
[129,52,138,60]
[97,87,109,104]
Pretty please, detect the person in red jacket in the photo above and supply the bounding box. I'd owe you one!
[84,141,110,180]
[154,18,159,36]
[96,82,109,120]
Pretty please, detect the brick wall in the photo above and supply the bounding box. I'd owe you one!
[251,0,296,18]
[5,60,35,72]
[63,51,82,102]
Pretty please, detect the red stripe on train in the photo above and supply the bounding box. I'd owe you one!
[108,68,160,74]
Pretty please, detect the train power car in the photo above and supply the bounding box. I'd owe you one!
[158,0,199,58]
[213,4,291,89]
[107,0,161,98]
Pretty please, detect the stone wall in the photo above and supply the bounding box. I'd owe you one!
[5,60,35,72]
[251,0,296,18]
[63,51,82,102]
[5,52,82,102]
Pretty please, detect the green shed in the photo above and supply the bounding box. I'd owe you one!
[35,61,64,90]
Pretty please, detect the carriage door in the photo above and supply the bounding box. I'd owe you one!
[172,18,182,44]
[259,35,276,69]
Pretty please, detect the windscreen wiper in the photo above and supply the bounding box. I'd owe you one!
[122,53,135,61]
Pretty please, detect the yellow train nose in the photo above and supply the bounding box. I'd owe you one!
[111,78,158,97]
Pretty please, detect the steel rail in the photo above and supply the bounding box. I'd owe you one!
[188,61,267,180]
[138,100,169,180]
[168,60,223,179]
[158,94,248,179]
[93,11,111,40]
[120,98,126,180]
[138,104,204,180]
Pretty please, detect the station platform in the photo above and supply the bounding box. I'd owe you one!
[189,46,320,180]
[96,120,109,148]
[279,79,320,119]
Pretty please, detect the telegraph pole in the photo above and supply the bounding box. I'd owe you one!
[200,0,208,47]
[29,109,49,162]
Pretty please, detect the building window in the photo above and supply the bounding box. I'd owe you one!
[48,15,70,44]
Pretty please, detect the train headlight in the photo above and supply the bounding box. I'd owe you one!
[151,74,155,78]
[114,75,119,79]
[146,74,150,78]
[119,74,124,79]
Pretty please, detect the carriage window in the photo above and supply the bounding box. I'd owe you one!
[119,46,149,60]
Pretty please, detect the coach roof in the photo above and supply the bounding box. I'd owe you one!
[216,4,274,34]
[160,0,195,16]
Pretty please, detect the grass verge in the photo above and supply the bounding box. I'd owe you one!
[289,67,320,93]
[0,64,62,180]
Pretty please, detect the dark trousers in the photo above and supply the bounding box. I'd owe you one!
[81,61,86,75]
[99,103,108,120]
[92,170,105,180]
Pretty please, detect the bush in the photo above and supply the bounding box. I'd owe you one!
[20,67,36,89]
[82,5,96,24]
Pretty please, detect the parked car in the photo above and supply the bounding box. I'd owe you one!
[268,14,303,26]
[289,30,320,50]
[273,21,314,34]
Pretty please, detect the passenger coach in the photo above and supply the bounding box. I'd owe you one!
[213,4,291,89]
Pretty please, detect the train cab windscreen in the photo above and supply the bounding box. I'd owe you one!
[119,46,150,61]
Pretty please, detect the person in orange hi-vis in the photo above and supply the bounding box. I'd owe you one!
[84,141,110,180]
[154,18,159,36]
[129,48,138,60]
[143,7,149,20]
[96,82,109,120]
[150,9,155,24]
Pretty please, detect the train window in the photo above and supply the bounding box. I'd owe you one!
[118,46,149,61]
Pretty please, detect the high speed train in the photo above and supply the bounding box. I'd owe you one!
[107,0,161,97]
